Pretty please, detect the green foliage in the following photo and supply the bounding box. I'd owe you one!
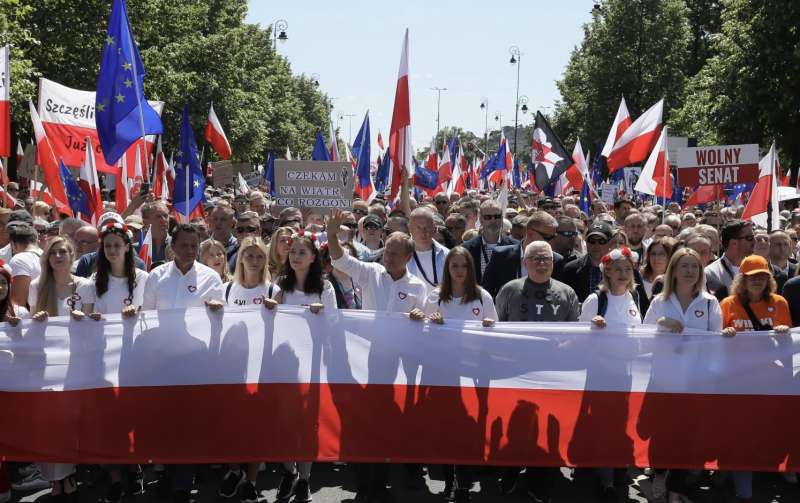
[671,0,800,171]
[552,0,691,149]
[5,0,330,163]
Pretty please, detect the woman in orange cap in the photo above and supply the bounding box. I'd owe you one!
[720,255,792,335]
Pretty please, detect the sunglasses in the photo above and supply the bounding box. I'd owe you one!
[353,209,368,215]
[364,223,381,230]
[557,230,578,238]
[587,237,609,245]
[482,214,503,220]
[342,222,358,229]
[525,255,553,263]
[529,228,555,241]
[237,226,259,233]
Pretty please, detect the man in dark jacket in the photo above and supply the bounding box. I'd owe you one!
[460,200,517,283]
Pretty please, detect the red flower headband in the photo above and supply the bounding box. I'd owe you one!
[599,246,639,271]
[286,232,318,248]
[100,221,133,241]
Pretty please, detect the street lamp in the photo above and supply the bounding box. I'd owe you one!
[273,19,288,49]
[480,98,489,156]
[431,87,447,144]
[339,113,356,145]
[509,45,522,158]
[519,95,529,115]
[495,111,503,150]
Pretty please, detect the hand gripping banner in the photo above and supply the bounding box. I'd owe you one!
[0,306,798,470]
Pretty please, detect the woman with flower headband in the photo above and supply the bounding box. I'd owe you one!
[67,222,149,503]
[28,236,91,502]
[273,231,335,503]
[576,246,644,500]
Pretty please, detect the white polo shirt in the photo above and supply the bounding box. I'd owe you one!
[643,291,722,332]
[332,252,427,313]
[142,261,223,310]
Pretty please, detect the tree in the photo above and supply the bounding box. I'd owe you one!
[552,0,691,149]
[671,0,800,173]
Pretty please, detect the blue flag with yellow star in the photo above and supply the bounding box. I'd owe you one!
[59,161,91,218]
[173,104,205,218]
[95,0,162,165]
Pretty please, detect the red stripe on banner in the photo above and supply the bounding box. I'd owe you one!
[0,384,797,470]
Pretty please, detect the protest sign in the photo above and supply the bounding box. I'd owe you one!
[600,182,617,204]
[211,160,250,188]
[677,144,759,186]
[274,160,354,212]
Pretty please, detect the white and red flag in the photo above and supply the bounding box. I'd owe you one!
[138,225,152,271]
[16,139,23,165]
[29,180,55,206]
[29,99,71,215]
[742,142,780,230]
[115,155,130,213]
[0,45,10,158]
[78,137,103,225]
[559,138,588,195]
[204,103,232,160]
[328,119,340,162]
[606,99,663,173]
[389,29,412,200]
[377,130,385,151]
[130,145,144,198]
[37,78,163,175]
[447,141,467,197]
[152,137,168,201]
[0,185,16,208]
[635,125,672,199]
[600,96,632,157]
[437,141,452,192]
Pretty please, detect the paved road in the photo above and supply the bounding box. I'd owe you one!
[13,463,800,503]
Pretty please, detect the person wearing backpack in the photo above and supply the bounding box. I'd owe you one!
[578,246,643,501]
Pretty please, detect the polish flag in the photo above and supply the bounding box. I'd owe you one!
[0,185,16,208]
[344,143,357,170]
[447,142,467,197]
[328,120,340,162]
[488,133,512,186]
[389,29,412,200]
[28,100,71,215]
[686,185,723,206]
[607,99,663,173]
[130,146,144,198]
[153,137,168,201]
[138,225,152,271]
[600,97,632,157]
[78,137,103,225]
[377,131,385,151]
[742,142,780,231]
[0,308,795,471]
[634,125,671,199]
[204,103,232,160]
[29,180,55,206]
[0,45,9,158]
[437,142,452,192]
[16,139,23,165]
[559,139,588,195]
[115,155,130,213]
[0,158,8,187]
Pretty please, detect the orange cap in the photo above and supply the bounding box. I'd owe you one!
[739,255,771,276]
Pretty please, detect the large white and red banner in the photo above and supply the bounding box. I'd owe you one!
[0,307,798,470]
[37,78,164,175]
[0,45,10,158]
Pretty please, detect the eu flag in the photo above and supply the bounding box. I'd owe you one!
[352,113,371,189]
[413,164,439,190]
[173,104,204,218]
[59,161,91,218]
[375,147,391,193]
[311,130,330,161]
[95,0,163,165]
[264,151,276,196]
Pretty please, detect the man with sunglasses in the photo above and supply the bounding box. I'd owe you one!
[461,200,518,282]
[705,219,755,301]
[551,216,580,263]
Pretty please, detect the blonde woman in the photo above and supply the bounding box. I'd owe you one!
[28,237,91,500]
[199,239,230,283]
[267,226,293,279]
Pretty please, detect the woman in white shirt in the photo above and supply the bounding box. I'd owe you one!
[641,247,723,502]
[74,222,148,319]
[273,232,336,503]
[28,236,90,500]
[577,247,643,499]
[218,236,279,503]
[416,247,495,503]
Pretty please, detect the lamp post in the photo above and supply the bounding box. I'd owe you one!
[495,111,503,150]
[339,113,356,145]
[273,19,288,49]
[431,87,447,146]
[479,98,489,157]
[509,45,522,158]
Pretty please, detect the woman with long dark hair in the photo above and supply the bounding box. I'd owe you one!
[274,232,335,503]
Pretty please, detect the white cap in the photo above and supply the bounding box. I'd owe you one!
[98,211,125,228]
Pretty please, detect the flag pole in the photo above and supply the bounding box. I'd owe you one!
[767,141,775,233]
[662,126,668,219]
[123,18,151,184]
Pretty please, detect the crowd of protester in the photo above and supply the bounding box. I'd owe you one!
[1,177,799,503]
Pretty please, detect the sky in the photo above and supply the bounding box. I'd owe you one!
[246,0,594,154]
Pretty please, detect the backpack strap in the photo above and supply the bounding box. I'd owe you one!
[225,282,233,304]
[268,283,274,299]
[596,290,609,317]
[742,300,771,331]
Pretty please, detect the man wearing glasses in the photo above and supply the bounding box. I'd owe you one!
[432,193,450,217]
[705,219,755,300]
[551,216,580,264]
[461,200,517,282]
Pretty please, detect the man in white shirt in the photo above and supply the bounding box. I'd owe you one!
[8,222,42,307]
[406,207,448,295]
[143,224,224,310]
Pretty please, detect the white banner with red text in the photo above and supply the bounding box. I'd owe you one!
[37,78,163,174]
[0,306,798,470]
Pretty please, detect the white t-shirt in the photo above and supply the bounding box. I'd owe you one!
[222,281,281,306]
[77,269,149,314]
[280,280,337,312]
[28,276,92,316]
[0,243,12,263]
[414,249,436,284]
[424,287,498,322]
[580,291,642,326]
[142,261,223,310]
[10,249,42,279]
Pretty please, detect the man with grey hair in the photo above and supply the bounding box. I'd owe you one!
[495,240,579,503]
[406,207,449,294]
[461,199,518,282]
